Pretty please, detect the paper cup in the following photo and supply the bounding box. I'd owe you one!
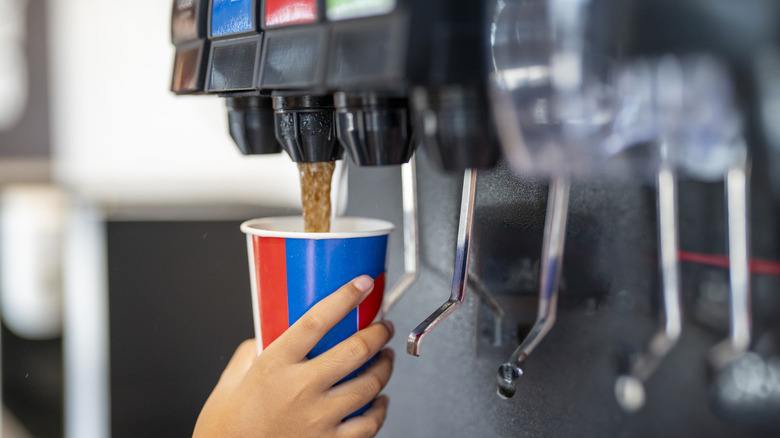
[241,216,394,372]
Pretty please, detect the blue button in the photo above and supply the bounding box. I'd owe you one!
[211,0,254,37]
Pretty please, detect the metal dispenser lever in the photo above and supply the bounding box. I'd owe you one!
[613,57,744,412]
[407,168,478,356]
[471,276,505,347]
[497,174,570,398]
[615,164,682,412]
[382,156,420,315]
[709,157,752,370]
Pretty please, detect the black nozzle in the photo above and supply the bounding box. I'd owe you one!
[497,363,523,399]
[334,92,415,166]
[272,94,342,163]
[226,96,281,155]
[412,86,500,171]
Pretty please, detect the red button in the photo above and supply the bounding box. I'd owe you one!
[265,0,317,26]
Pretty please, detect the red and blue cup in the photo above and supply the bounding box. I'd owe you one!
[241,216,394,411]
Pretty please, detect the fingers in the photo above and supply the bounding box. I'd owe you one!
[336,395,389,438]
[311,321,394,388]
[217,339,258,388]
[266,275,375,363]
[326,348,394,418]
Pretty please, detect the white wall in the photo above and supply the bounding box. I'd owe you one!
[47,0,302,211]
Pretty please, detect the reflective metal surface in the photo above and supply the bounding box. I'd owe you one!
[615,165,682,412]
[709,158,753,370]
[497,174,570,398]
[407,168,477,356]
[382,157,419,314]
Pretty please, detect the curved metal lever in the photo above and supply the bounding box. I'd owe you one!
[470,276,505,347]
[497,174,570,398]
[382,156,420,315]
[709,157,752,370]
[407,168,478,356]
[615,165,682,412]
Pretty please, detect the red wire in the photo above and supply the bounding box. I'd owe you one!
[678,251,780,277]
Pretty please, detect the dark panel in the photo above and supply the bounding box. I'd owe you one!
[1,325,63,438]
[108,221,254,438]
[206,37,261,92]
[327,16,404,88]
[260,26,327,89]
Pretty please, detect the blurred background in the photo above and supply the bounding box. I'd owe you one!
[1,1,303,436]
[2,1,780,437]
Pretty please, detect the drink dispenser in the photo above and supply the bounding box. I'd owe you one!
[170,0,425,320]
[169,0,503,339]
[170,0,498,165]
[489,0,776,421]
[169,0,780,434]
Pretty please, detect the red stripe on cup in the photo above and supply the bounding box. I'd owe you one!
[358,273,385,330]
[253,236,290,349]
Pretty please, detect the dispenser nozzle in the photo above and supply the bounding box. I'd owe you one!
[226,96,280,155]
[273,94,343,163]
[335,92,415,166]
[412,86,500,172]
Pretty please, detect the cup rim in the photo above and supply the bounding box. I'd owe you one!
[240,216,395,239]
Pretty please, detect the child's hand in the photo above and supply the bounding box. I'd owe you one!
[193,275,395,438]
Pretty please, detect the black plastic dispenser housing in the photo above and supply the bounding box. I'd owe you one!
[170,0,210,94]
[272,94,342,163]
[226,96,280,155]
[412,86,500,171]
[334,92,414,166]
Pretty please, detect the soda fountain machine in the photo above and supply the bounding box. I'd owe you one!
[171,0,780,436]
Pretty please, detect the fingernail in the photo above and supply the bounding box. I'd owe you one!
[384,348,395,361]
[383,320,395,338]
[354,275,374,296]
